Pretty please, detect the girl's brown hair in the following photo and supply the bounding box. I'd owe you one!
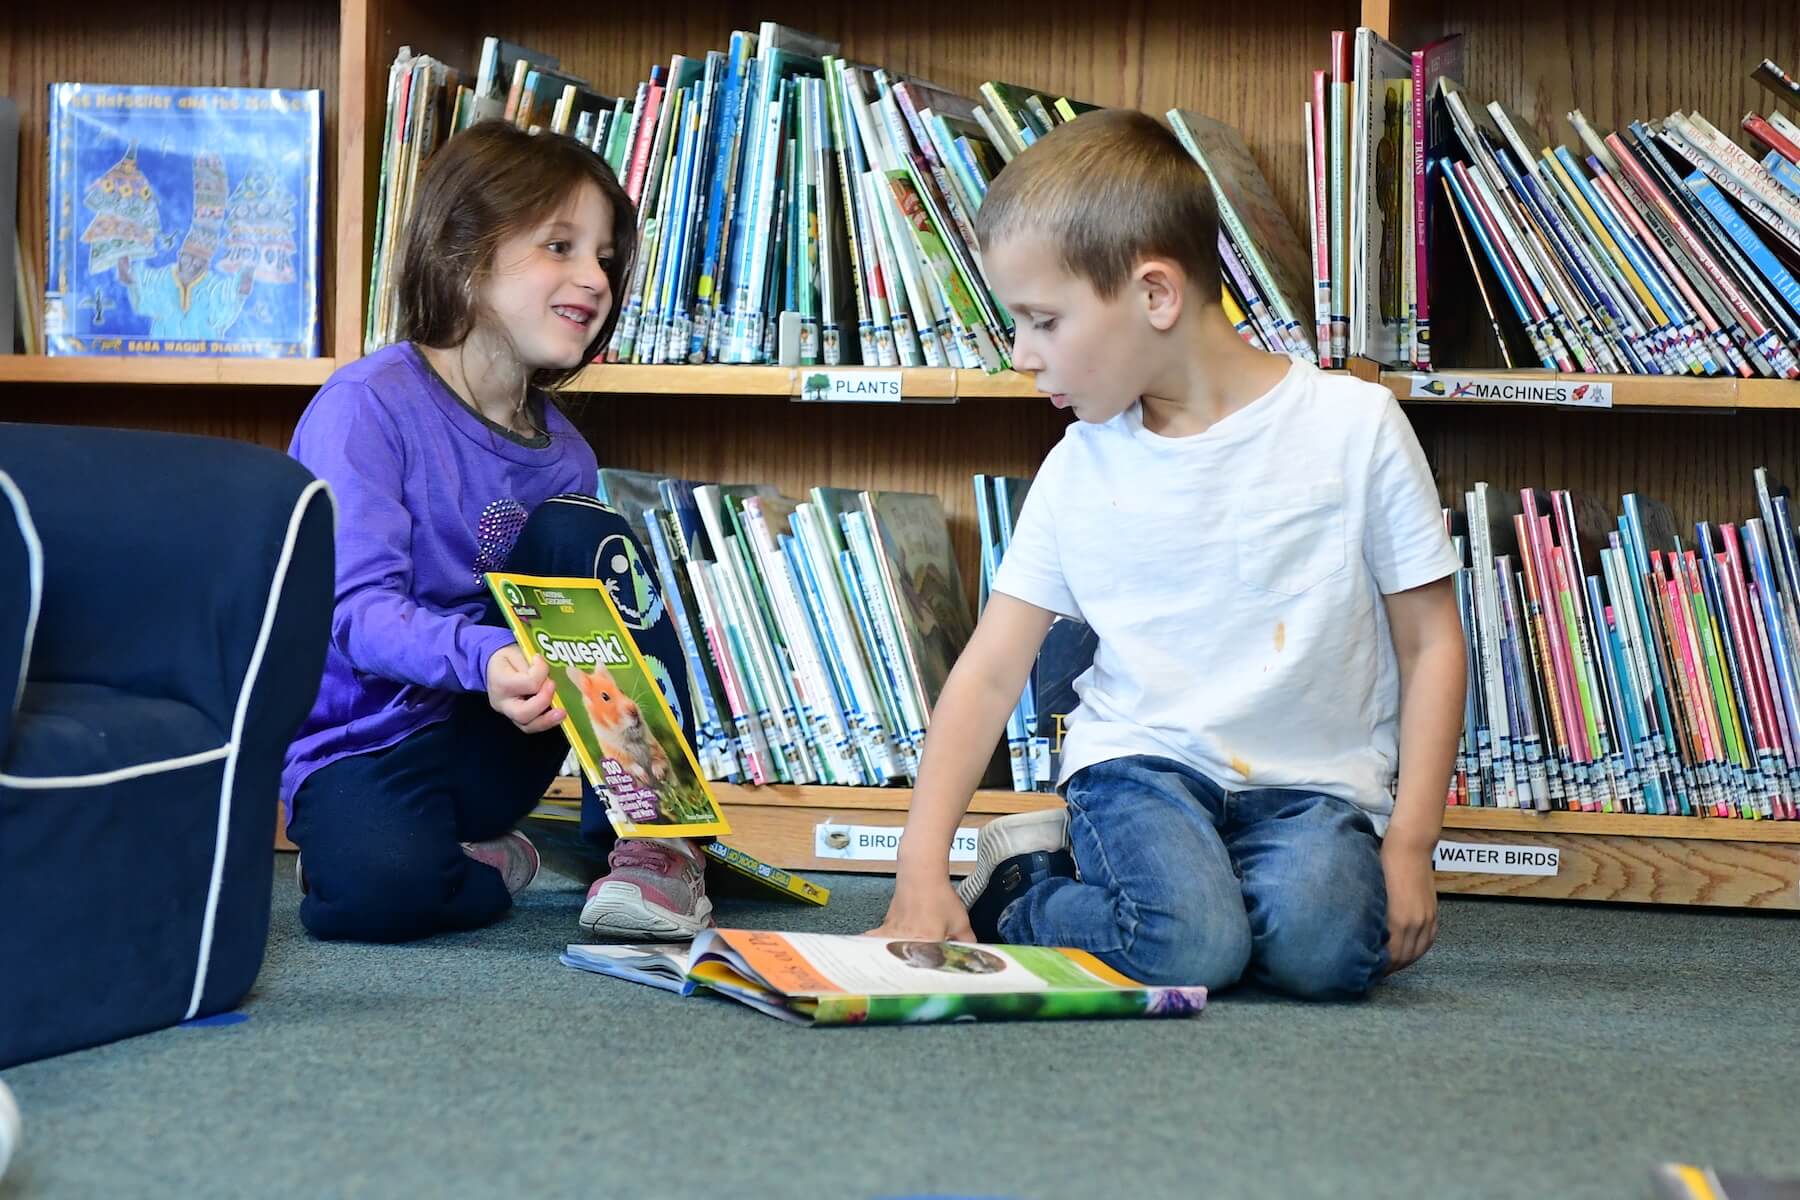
[396,120,637,390]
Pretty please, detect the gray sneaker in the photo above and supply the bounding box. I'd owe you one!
[955,808,1072,907]
[460,830,541,895]
[956,809,1076,943]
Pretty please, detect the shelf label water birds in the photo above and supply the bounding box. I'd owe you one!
[1433,839,1561,875]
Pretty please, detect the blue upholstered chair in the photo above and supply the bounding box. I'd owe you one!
[0,422,334,1068]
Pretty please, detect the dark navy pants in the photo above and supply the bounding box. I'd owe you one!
[288,494,692,942]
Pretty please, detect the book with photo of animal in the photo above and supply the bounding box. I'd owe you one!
[486,571,730,839]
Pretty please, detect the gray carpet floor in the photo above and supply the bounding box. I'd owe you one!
[2,858,1798,1200]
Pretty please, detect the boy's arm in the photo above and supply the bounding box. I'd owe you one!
[1381,574,1466,973]
[869,593,1056,940]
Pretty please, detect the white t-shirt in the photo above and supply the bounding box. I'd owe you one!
[991,357,1459,829]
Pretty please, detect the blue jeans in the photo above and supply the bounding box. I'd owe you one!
[999,755,1390,998]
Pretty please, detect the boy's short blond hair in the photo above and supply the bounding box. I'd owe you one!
[974,108,1220,301]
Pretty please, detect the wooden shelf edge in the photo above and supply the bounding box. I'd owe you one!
[543,778,1800,843]
[1443,806,1800,844]
[563,363,1043,399]
[0,355,336,387]
[547,362,1800,411]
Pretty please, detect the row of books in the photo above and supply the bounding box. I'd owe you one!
[1316,33,1800,379]
[547,468,1098,796]
[589,467,989,791]
[362,39,637,351]
[604,27,1018,372]
[362,28,1031,367]
[1452,470,1800,820]
[358,24,1318,372]
[1303,29,1464,369]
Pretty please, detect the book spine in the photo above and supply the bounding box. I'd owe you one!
[684,559,773,784]
[794,504,906,780]
[1607,131,1786,374]
[645,511,738,781]
[1686,175,1800,332]
[1762,151,1800,199]
[1308,78,1333,365]
[1329,31,1351,362]
[623,83,664,204]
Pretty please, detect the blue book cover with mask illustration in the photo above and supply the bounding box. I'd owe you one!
[44,83,323,357]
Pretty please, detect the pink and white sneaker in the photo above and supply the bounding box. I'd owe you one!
[460,830,541,896]
[580,838,713,940]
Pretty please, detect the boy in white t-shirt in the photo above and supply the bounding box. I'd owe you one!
[871,109,1468,998]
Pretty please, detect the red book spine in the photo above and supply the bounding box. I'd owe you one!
[1743,113,1800,167]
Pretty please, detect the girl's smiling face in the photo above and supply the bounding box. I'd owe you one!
[478,180,617,372]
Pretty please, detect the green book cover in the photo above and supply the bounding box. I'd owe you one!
[486,571,730,839]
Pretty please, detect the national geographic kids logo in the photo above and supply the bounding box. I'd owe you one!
[597,533,665,630]
[499,581,539,620]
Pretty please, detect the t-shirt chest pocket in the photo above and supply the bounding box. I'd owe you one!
[1233,481,1347,596]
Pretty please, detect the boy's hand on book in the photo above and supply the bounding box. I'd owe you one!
[487,646,564,734]
[1380,843,1438,974]
[868,876,976,943]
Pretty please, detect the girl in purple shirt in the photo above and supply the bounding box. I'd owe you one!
[285,122,712,943]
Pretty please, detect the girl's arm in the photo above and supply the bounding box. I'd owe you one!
[292,383,514,694]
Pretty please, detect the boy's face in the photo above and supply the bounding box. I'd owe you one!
[984,234,1159,424]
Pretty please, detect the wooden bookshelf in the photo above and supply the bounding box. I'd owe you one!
[7,0,1799,910]
[543,778,1800,907]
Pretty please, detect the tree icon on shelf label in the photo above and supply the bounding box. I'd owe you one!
[797,369,905,404]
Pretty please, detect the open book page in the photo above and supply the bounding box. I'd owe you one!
[561,944,699,996]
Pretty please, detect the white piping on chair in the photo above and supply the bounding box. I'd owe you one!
[185,478,332,1020]
[0,472,43,721]
[0,744,232,789]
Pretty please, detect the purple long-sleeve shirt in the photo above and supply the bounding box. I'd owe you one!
[281,341,598,805]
